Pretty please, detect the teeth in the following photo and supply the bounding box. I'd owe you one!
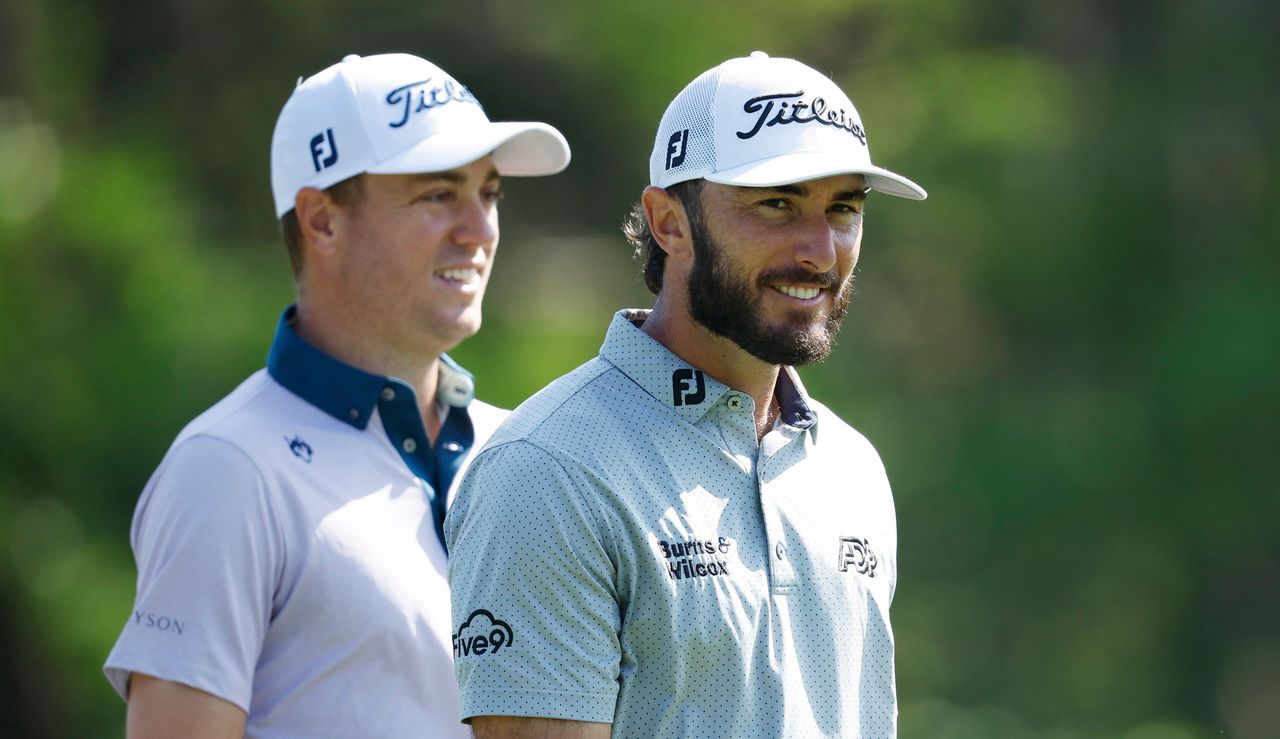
[437,268,479,282]
[778,286,821,300]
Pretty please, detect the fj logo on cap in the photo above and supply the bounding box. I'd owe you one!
[665,129,689,169]
[309,128,338,172]
[737,91,867,144]
[672,368,706,406]
[837,536,878,577]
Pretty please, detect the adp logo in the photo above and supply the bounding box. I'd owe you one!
[837,536,878,577]
[453,609,514,658]
[309,128,339,172]
[665,128,689,169]
[672,368,705,406]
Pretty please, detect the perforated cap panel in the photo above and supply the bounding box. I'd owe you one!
[649,68,722,187]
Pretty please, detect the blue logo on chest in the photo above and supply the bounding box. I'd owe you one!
[286,435,313,463]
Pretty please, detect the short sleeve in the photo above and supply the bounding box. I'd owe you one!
[445,441,620,724]
[858,433,898,605]
[103,434,283,710]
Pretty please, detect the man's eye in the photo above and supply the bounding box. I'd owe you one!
[416,190,454,204]
[483,189,506,204]
[759,198,790,210]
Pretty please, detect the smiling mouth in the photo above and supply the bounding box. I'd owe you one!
[435,268,481,285]
[776,285,822,300]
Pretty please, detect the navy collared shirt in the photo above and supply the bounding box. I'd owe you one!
[266,306,475,546]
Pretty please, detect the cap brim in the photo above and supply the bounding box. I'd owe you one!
[368,121,570,178]
[705,152,926,200]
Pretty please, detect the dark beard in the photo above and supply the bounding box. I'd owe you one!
[686,219,853,367]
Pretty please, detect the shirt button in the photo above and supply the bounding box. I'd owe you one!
[381,387,396,401]
[727,396,742,410]
[443,442,463,453]
[775,542,785,560]
[402,438,418,453]
[347,408,360,421]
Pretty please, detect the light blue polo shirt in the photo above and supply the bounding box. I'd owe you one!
[447,310,899,738]
[105,306,505,738]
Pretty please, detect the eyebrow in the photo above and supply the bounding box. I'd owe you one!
[408,167,501,185]
[753,183,868,201]
[833,188,868,202]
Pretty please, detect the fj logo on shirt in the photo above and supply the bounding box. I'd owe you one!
[453,609,514,658]
[838,536,878,577]
[657,537,733,580]
[672,368,706,406]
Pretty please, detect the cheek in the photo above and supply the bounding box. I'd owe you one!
[843,225,864,271]
[339,226,393,282]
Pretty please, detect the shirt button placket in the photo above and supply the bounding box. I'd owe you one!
[758,464,795,592]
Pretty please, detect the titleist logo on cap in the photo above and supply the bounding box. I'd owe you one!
[736,90,867,144]
[385,76,480,129]
[646,52,924,197]
[270,52,569,217]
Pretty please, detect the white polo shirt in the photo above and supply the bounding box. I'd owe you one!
[447,310,899,738]
[104,307,505,738]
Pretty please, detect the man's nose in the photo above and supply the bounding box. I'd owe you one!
[792,212,839,274]
[454,196,498,246]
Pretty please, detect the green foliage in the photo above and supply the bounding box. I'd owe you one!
[2,1,1276,736]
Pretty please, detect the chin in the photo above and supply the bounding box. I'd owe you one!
[775,312,826,333]
[418,310,481,353]
[448,315,483,345]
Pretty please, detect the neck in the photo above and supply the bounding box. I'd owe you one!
[293,298,443,431]
[642,300,780,439]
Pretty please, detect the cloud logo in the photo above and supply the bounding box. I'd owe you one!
[452,609,514,659]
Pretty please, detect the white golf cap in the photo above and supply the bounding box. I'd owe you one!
[271,53,571,217]
[649,51,925,200]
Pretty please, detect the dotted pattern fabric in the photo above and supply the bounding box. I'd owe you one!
[447,311,899,738]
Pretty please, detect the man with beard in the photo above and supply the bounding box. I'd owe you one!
[445,52,925,738]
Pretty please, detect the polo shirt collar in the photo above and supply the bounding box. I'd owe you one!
[600,310,818,430]
[776,366,818,429]
[266,306,476,430]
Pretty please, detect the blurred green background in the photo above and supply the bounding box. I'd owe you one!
[2,0,1277,736]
